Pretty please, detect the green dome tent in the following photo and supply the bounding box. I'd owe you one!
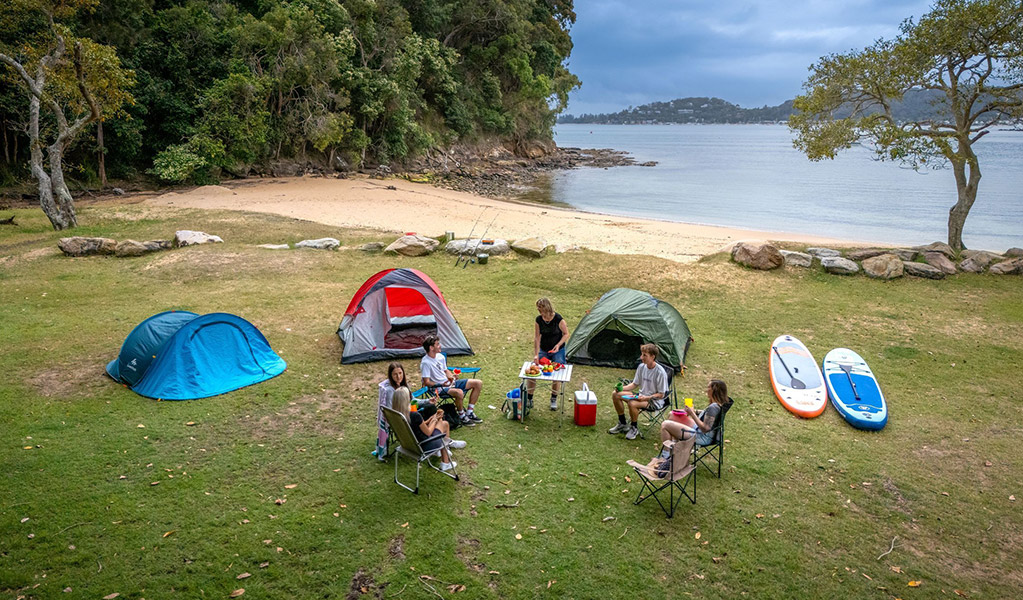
[566,288,692,371]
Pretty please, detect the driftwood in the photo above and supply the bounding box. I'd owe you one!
[0,215,16,226]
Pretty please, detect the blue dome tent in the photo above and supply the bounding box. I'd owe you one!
[106,311,287,400]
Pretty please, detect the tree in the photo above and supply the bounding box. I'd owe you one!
[0,0,134,230]
[789,0,1023,252]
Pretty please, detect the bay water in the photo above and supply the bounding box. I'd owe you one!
[547,124,1022,251]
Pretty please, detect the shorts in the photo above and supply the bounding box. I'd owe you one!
[539,347,566,364]
[435,378,469,398]
[420,428,445,452]
[693,431,716,446]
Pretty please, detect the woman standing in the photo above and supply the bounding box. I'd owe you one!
[528,297,570,410]
[374,362,409,461]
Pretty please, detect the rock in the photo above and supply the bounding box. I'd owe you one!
[862,254,904,280]
[359,242,385,252]
[959,257,990,273]
[731,241,784,270]
[174,230,223,247]
[296,237,340,250]
[257,244,290,250]
[511,236,548,258]
[990,258,1023,275]
[1005,248,1023,258]
[822,257,860,275]
[779,250,812,268]
[923,252,958,275]
[445,238,512,256]
[112,187,125,196]
[807,247,841,258]
[385,234,438,256]
[115,239,171,257]
[903,261,946,280]
[892,249,918,261]
[845,248,888,261]
[58,237,117,257]
[913,241,954,259]
[961,250,1004,265]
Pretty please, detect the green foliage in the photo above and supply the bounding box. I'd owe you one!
[149,134,225,183]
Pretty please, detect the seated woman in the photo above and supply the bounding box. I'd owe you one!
[390,387,465,472]
[658,379,728,458]
[374,362,410,461]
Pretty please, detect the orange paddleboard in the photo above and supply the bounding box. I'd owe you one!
[769,335,827,418]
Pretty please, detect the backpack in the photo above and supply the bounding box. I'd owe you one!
[438,403,461,430]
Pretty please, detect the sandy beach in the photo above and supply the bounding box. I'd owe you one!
[147,176,867,262]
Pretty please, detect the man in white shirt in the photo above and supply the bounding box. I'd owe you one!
[420,335,484,426]
[608,343,667,440]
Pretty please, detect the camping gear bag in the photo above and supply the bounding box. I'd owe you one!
[438,403,461,430]
[574,383,597,426]
[503,388,523,421]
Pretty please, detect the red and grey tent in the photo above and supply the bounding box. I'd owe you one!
[337,268,473,364]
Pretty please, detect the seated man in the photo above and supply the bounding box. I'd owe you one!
[608,343,667,440]
[419,335,484,427]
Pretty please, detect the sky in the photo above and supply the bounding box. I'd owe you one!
[563,0,936,115]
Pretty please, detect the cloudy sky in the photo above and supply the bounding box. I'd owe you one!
[563,0,935,115]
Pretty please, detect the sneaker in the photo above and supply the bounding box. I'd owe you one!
[448,439,467,449]
[608,422,629,434]
[440,461,457,472]
[550,398,558,410]
[466,412,484,424]
[460,415,477,427]
[625,425,640,440]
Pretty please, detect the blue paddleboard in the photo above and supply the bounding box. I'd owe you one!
[822,348,888,430]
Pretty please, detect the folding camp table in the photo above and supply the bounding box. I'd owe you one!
[516,362,573,424]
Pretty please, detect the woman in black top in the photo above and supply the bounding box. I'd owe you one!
[528,297,570,410]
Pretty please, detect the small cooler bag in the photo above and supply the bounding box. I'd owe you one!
[574,383,597,426]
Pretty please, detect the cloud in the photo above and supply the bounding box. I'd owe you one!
[563,0,933,113]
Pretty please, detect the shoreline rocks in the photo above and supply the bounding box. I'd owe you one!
[822,257,860,275]
[385,234,438,256]
[732,241,784,270]
[296,237,341,250]
[862,254,904,280]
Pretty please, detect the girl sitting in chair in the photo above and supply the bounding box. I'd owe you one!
[391,387,465,472]
[657,379,728,458]
[374,362,410,461]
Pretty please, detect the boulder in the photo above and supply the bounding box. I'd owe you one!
[1005,247,1023,258]
[385,234,438,256]
[807,247,841,258]
[903,261,946,280]
[961,250,1004,265]
[731,241,784,270]
[892,249,918,261]
[821,257,860,275]
[779,250,812,268]
[862,254,904,280]
[913,241,955,259]
[959,257,988,273]
[115,239,171,257]
[174,230,223,247]
[445,238,511,256]
[112,187,125,196]
[58,236,117,257]
[257,244,290,250]
[923,252,958,275]
[296,237,340,250]
[845,248,888,261]
[511,236,548,258]
[989,258,1023,275]
[359,242,385,252]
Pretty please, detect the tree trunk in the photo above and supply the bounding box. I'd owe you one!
[946,140,981,253]
[97,119,107,188]
[47,141,78,229]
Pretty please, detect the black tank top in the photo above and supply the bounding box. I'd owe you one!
[536,313,564,352]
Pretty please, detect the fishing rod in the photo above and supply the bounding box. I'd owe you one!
[463,211,500,269]
[455,207,488,267]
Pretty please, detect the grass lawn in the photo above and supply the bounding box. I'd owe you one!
[1,202,1021,599]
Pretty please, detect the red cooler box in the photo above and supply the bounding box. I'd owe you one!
[574,383,597,426]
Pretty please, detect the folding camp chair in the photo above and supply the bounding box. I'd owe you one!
[627,435,696,518]
[381,407,458,494]
[693,398,733,478]
[638,365,678,439]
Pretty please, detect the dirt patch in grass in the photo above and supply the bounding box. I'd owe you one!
[246,389,346,439]
[346,568,384,599]
[387,534,406,560]
[881,476,912,516]
[27,358,112,400]
[456,536,486,573]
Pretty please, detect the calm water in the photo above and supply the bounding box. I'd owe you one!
[548,124,1023,250]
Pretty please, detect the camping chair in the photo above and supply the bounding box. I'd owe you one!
[381,407,458,494]
[627,435,696,518]
[693,398,734,478]
[637,365,678,439]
